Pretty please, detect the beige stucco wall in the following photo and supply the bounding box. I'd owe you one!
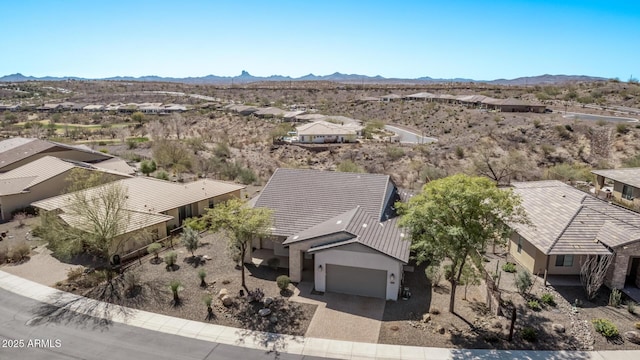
[547,254,583,275]
[612,181,640,208]
[110,222,168,256]
[314,246,403,300]
[508,233,547,274]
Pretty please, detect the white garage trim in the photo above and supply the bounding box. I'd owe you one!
[314,246,403,300]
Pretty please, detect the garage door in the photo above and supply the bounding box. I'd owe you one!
[325,264,387,299]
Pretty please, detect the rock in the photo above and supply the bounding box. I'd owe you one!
[221,295,233,307]
[203,255,212,260]
[552,323,565,333]
[263,297,274,306]
[218,288,228,299]
[438,326,445,334]
[492,320,503,329]
[269,315,277,324]
[624,331,640,344]
[422,314,431,323]
[258,308,271,317]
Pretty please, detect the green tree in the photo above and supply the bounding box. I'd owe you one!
[398,174,527,313]
[186,198,272,289]
[140,160,157,176]
[131,111,145,125]
[181,226,199,257]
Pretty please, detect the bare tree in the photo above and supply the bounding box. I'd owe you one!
[146,120,169,141]
[116,127,130,144]
[168,114,187,140]
[580,254,613,300]
[472,141,526,185]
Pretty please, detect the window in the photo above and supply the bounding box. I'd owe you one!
[555,255,574,267]
[517,235,523,253]
[622,184,635,200]
[208,199,214,208]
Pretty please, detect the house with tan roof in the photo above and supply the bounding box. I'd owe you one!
[0,137,123,173]
[296,120,361,143]
[508,180,640,290]
[0,156,132,222]
[593,167,640,209]
[32,177,245,255]
[250,168,410,300]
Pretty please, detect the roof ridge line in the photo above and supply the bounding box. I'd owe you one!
[584,196,640,228]
[546,200,584,255]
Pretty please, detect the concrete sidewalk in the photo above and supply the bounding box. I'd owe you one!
[0,270,638,360]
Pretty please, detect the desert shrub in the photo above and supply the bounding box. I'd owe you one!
[267,257,280,270]
[164,251,177,270]
[156,171,169,180]
[516,270,533,294]
[276,275,291,291]
[635,322,640,329]
[77,270,107,288]
[616,123,629,134]
[502,262,516,273]
[541,293,556,306]
[337,160,365,173]
[609,288,622,307]
[527,300,541,311]
[592,318,619,338]
[198,269,207,287]
[124,271,139,294]
[455,146,465,159]
[540,143,555,156]
[386,146,405,161]
[147,243,162,258]
[521,327,537,342]
[67,267,84,281]
[425,264,442,287]
[554,125,571,139]
[9,242,30,262]
[237,167,257,185]
[169,280,182,305]
[533,119,542,128]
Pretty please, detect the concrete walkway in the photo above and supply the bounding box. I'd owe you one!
[1,270,639,360]
[1,245,79,286]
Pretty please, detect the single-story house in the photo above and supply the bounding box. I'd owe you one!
[380,94,402,102]
[0,156,132,222]
[32,177,245,255]
[592,168,640,209]
[403,92,436,101]
[0,137,117,173]
[250,168,410,300]
[481,98,547,113]
[508,181,640,290]
[253,107,287,118]
[296,121,360,143]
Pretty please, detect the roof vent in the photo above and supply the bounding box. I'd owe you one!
[293,235,299,240]
[362,223,367,228]
[336,220,342,225]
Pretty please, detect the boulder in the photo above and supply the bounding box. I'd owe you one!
[269,315,278,324]
[437,326,445,334]
[263,297,274,306]
[624,331,640,344]
[422,314,431,323]
[218,288,228,299]
[221,295,233,307]
[552,323,565,334]
[258,308,271,317]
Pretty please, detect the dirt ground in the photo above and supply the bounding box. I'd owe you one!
[379,255,640,350]
[56,231,316,336]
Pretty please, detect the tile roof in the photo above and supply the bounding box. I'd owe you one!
[0,156,131,196]
[60,209,172,237]
[33,177,245,214]
[252,168,397,237]
[0,137,111,171]
[592,168,640,189]
[511,181,640,255]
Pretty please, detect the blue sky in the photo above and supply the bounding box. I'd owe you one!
[2,0,638,80]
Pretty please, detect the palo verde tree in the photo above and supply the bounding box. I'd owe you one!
[186,198,272,289]
[398,174,528,313]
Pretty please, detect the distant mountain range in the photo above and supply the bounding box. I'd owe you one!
[0,71,607,85]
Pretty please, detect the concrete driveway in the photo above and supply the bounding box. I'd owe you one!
[291,282,385,343]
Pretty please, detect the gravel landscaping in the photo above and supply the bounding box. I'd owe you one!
[56,231,316,336]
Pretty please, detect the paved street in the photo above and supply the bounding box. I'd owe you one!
[384,125,438,144]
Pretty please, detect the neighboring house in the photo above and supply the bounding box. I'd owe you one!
[296,121,361,143]
[380,94,402,102]
[507,181,640,290]
[32,177,244,255]
[0,137,117,173]
[481,98,546,113]
[592,168,640,209]
[0,156,132,222]
[250,168,410,300]
[403,92,436,101]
